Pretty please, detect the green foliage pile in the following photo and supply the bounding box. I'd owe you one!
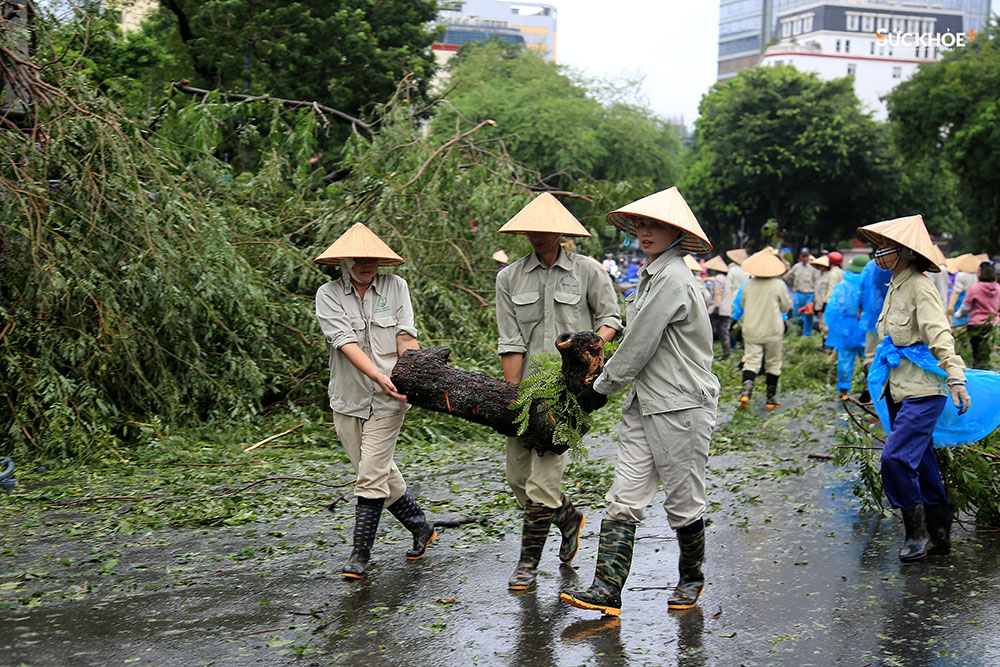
[0,53,544,458]
[511,353,593,462]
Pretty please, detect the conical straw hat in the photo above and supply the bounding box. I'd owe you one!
[742,249,788,278]
[955,253,987,274]
[810,255,830,268]
[606,187,712,253]
[704,255,729,273]
[929,244,947,267]
[313,223,404,266]
[492,250,509,264]
[725,248,748,264]
[683,254,702,272]
[856,215,940,273]
[945,254,965,274]
[497,192,591,237]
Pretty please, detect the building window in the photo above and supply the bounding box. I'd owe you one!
[847,63,856,75]
[847,14,859,31]
[793,19,802,35]
[782,21,791,38]
[924,46,930,58]
[862,15,874,33]
[836,39,841,52]
[907,19,919,33]
[802,16,813,32]
[845,39,851,53]
[877,16,889,32]
[892,66,902,79]
[870,41,875,55]
[879,45,885,56]
[923,20,935,34]
[892,18,903,32]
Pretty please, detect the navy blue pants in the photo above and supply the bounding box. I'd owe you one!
[880,394,948,510]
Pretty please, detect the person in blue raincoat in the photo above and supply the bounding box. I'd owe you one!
[857,215,969,563]
[857,253,893,401]
[824,255,868,399]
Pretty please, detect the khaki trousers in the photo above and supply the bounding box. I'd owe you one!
[505,436,568,509]
[333,411,407,503]
[744,339,783,375]
[606,400,715,529]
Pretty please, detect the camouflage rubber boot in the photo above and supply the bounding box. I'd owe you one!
[560,519,636,617]
[668,519,705,610]
[552,494,586,564]
[342,497,384,580]
[387,492,437,561]
[508,503,557,591]
[739,371,755,409]
[764,373,781,410]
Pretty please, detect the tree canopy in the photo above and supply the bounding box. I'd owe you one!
[886,19,1000,253]
[681,64,949,250]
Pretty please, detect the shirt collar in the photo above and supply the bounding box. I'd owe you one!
[889,264,921,289]
[641,246,684,277]
[525,247,573,272]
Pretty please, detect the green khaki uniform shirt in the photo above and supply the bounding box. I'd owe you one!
[785,262,820,293]
[593,248,720,415]
[816,266,844,310]
[740,277,792,343]
[315,273,418,419]
[496,248,622,377]
[728,263,749,294]
[876,265,965,401]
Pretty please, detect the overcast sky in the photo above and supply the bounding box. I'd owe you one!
[556,0,999,130]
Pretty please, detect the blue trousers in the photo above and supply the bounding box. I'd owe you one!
[793,291,814,337]
[836,347,863,391]
[880,394,948,510]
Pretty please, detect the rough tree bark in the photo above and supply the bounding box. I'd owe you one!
[391,331,605,455]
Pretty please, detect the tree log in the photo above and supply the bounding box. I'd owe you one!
[391,331,604,455]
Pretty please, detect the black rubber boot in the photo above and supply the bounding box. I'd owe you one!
[898,504,930,562]
[739,371,755,409]
[508,503,557,591]
[669,519,705,611]
[764,373,781,410]
[925,503,954,555]
[343,497,383,579]
[387,492,437,561]
[552,494,586,564]
[560,519,636,617]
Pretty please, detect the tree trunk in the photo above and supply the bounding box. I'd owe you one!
[391,331,605,455]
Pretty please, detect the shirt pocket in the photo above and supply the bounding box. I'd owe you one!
[885,307,915,345]
[512,291,542,326]
[553,289,582,327]
[624,291,638,321]
[370,316,398,358]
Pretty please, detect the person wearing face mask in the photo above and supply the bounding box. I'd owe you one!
[561,187,719,617]
[857,215,969,562]
[313,223,436,579]
[495,193,622,593]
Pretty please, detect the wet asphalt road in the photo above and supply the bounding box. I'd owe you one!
[3,393,999,666]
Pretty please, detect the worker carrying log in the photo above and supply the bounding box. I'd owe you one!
[313,223,436,580]
[495,193,622,592]
[560,187,720,616]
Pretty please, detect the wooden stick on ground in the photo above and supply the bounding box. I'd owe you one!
[243,424,302,453]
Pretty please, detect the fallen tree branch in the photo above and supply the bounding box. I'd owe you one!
[219,476,353,497]
[243,424,303,452]
[402,119,497,188]
[171,81,375,137]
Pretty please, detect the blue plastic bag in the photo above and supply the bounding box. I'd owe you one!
[868,336,1000,447]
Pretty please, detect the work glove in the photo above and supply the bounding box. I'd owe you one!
[576,385,608,413]
[948,380,971,415]
[797,301,815,316]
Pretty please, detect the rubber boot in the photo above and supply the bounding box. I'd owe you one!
[508,502,557,591]
[925,503,954,556]
[739,371,755,409]
[560,519,636,617]
[387,492,437,561]
[552,494,586,564]
[764,373,781,410]
[668,519,705,610]
[343,497,383,579]
[898,504,930,562]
